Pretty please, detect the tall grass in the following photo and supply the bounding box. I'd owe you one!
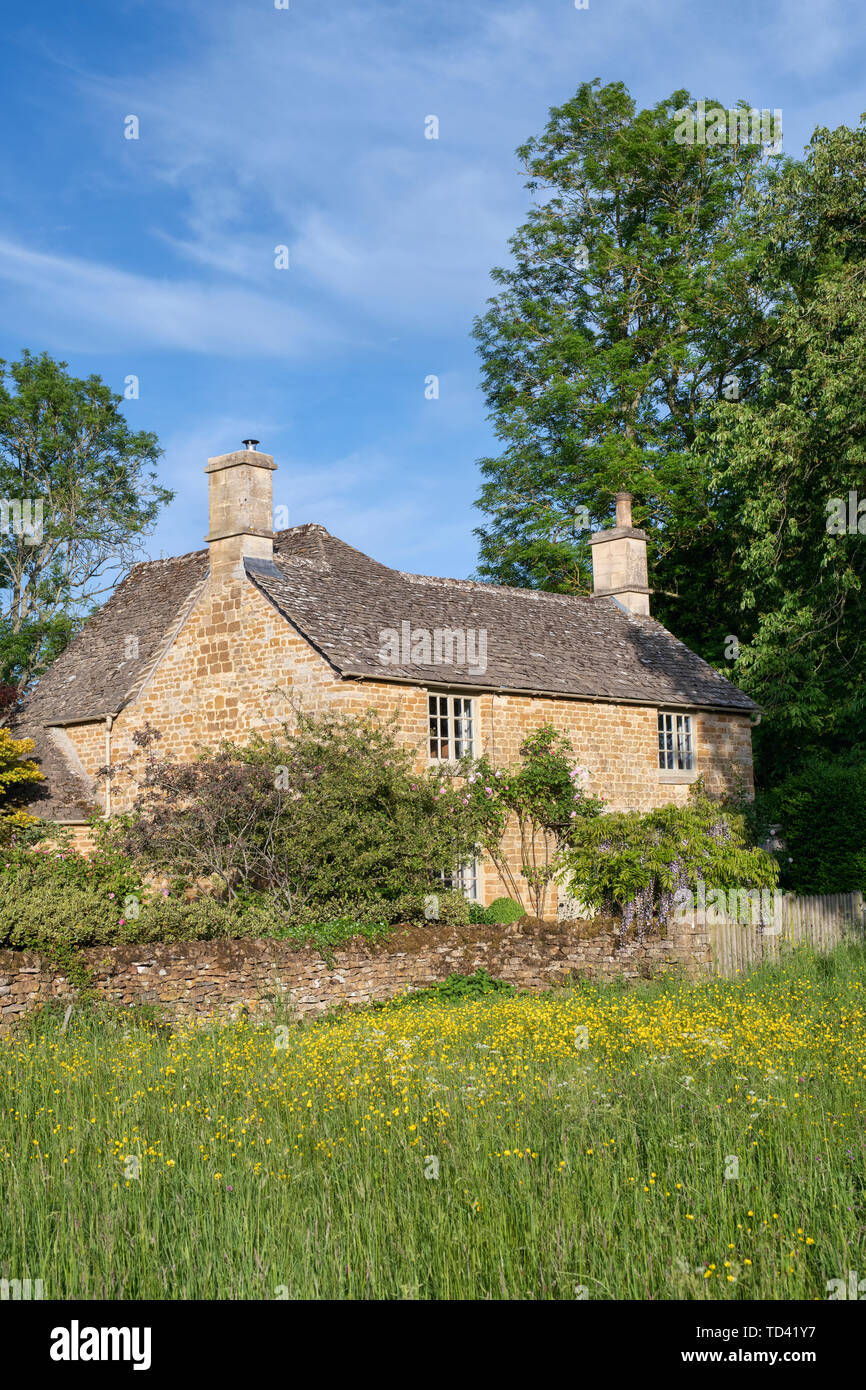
[1,943,864,1299]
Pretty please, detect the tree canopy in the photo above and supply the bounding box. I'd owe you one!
[0,350,173,701]
[473,81,866,782]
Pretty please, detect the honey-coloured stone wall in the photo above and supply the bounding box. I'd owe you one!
[0,915,713,1030]
[57,567,755,909]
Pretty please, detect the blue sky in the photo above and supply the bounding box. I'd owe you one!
[1,0,864,578]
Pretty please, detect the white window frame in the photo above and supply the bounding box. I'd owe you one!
[438,857,482,903]
[428,692,476,763]
[657,710,697,781]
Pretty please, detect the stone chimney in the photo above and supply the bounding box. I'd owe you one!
[205,443,276,581]
[588,491,651,615]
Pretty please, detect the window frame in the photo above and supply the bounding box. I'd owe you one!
[438,857,482,904]
[427,691,476,764]
[657,709,698,782]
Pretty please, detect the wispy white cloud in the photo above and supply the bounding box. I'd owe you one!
[61,6,547,337]
[0,238,339,357]
[4,0,866,581]
[16,0,866,360]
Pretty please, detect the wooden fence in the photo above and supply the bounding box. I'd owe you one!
[707,890,865,977]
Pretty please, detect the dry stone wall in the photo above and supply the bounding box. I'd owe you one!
[0,916,713,1030]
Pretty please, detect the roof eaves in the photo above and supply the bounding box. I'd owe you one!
[43,712,117,727]
[339,669,757,714]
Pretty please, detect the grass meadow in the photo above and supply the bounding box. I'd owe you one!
[1,943,864,1300]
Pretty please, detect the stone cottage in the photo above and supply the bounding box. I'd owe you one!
[13,444,757,907]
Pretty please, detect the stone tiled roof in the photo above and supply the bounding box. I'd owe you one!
[17,550,210,728]
[246,526,757,712]
[11,523,756,819]
[11,548,209,820]
[12,728,102,823]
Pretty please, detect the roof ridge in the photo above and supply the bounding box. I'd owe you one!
[276,522,329,536]
[122,525,332,572]
[128,545,208,569]
[274,525,395,573]
[398,569,600,605]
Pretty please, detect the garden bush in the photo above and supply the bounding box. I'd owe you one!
[127,896,251,944]
[392,889,471,926]
[558,789,778,942]
[1,837,142,901]
[0,855,477,956]
[0,877,118,951]
[107,711,488,912]
[0,873,238,953]
[106,716,605,926]
[0,728,44,844]
[0,714,617,953]
[482,896,526,925]
[759,752,866,894]
[457,725,603,919]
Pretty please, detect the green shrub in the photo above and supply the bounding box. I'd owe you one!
[0,801,478,954]
[761,753,866,893]
[559,790,778,941]
[0,878,118,951]
[483,896,526,925]
[435,890,472,927]
[0,865,475,957]
[129,896,250,943]
[383,969,518,1008]
[457,724,604,919]
[1,840,142,902]
[112,710,488,909]
[392,889,470,926]
[288,895,391,929]
[0,812,53,848]
[289,888,472,928]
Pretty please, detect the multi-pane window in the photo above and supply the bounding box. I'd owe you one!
[439,859,480,902]
[428,694,474,761]
[658,711,694,771]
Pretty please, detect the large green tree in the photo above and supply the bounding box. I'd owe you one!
[472,80,779,658]
[0,351,173,701]
[702,120,866,780]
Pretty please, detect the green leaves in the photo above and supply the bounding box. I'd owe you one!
[115,709,490,912]
[759,753,866,894]
[701,121,866,779]
[474,85,866,787]
[457,723,604,919]
[0,351,173,695]
[559,791,779,932]
[473,79,773,655]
